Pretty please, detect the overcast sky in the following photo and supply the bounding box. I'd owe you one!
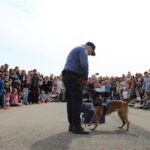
[0,0,150,77]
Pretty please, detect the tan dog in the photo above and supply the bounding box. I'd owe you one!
[88,97,130,131]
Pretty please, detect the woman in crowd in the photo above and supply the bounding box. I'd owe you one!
[21,70,29,105]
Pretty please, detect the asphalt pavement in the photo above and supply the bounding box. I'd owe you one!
[0,103,150,150]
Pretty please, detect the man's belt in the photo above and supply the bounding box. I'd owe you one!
[62,70,82,78]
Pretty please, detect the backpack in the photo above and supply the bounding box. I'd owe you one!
[81,103,105,124]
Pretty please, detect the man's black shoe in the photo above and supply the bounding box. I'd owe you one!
[71,125,89,135]
[69,124,84,132]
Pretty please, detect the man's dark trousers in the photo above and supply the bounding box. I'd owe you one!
[63,71,83,127]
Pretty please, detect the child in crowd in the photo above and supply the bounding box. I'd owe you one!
[4,74,12,109]
[10,88,21,107]
[39,91,49,103]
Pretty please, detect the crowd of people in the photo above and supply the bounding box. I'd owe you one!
[83,71,150,109]
[0,64,150,111]
[0,64,65,111]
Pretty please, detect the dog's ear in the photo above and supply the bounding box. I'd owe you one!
[92,91,100,103]
[91,91,98,100]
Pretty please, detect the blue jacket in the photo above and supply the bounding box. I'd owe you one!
[63,46,89,80]
[0,79,4,96]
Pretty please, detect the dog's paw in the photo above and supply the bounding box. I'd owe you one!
[90,128,96,131]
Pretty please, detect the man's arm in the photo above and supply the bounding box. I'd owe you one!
[79,48,89,80]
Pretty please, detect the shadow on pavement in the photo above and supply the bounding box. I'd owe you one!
[31,129,138,150]
[31,132,91,150]
[90,129,138,137]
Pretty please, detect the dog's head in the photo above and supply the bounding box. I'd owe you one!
[91,91,103,106]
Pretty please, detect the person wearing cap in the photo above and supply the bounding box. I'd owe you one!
[62,42,96,134]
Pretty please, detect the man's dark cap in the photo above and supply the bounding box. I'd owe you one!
[85,42,96,56]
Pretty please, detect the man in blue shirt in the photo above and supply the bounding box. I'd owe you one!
[62,42,96,134]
